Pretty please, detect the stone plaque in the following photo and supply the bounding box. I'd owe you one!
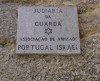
[16,6,80,54]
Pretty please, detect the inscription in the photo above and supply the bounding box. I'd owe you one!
[16,7,80,54]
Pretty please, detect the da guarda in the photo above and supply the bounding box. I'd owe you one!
[34,7,63,27]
